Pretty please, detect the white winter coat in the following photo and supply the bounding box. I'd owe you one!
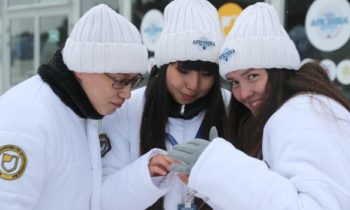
[0,75,102,210]
[101,86,230,210]
[188,94,350,210]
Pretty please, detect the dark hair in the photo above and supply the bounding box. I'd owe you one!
[227,62,350,158]
[140,60,227,210]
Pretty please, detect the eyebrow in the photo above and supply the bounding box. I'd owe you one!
[227,68,256,81]
[111,74,137,79]
[240,68,257,77]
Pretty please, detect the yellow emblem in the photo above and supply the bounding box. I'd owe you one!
[218,3,243,36]
[0,145,27,180]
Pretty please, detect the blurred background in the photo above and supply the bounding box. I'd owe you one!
[0,0,349,98]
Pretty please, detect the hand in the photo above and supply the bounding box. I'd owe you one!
[178,173,189,185]
[148,154,178,177]
[168,127,218,175]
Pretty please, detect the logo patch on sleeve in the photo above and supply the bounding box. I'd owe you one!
[99,133,112,158]
[0,145,27,180]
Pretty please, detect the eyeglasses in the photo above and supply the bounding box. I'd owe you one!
[105,73,144,90]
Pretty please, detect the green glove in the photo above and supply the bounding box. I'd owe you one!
[168,127,218,175]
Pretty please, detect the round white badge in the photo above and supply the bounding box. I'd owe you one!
[305,0,350,52]
[140,9,163,52]
[301,58,315,66]
[336,59,350,85]
[320,59,337,81]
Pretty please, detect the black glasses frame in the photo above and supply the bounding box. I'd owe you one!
[105,73,144,90]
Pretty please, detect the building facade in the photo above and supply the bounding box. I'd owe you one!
[0,0,349,98]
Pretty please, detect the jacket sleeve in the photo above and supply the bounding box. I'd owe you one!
[0,130,46,210]
[188,96,350,210]
[188,137,348,210]
[100,105,173,210]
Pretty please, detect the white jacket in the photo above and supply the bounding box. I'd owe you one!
[188,94,350,210]
[101,87,230,210]
[0,75,102,210]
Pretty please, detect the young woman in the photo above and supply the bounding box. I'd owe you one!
[100,0,229,209]
[168,3,350,210]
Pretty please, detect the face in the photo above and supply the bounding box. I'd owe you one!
[166,63,215,104]
[226,68,268,115]
[75,72,140,115]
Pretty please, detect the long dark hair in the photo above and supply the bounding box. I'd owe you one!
[140,60,227,210]
[227,62,350,158]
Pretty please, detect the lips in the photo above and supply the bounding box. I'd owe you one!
[181,93,196,101]
[249,98,264,111]
[111,102,122,109]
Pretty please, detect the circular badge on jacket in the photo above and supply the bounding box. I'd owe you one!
[0,145,27,180]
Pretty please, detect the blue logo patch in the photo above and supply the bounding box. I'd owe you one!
[310,9,349,39]
[143,24,162,40]
[192,37,216,51]
[219,48,235,62]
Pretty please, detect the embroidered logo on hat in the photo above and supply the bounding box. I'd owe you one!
[155,0,223,67]
[219,48,235,62]
[192,37,216,51]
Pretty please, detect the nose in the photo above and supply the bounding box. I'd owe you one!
[117,85,132,99]
[236,84,253,101]
[185,71,200,91]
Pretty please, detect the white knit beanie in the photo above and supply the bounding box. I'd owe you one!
[155,0,223,67]
[62,4,148,74]
[219,2,301,78]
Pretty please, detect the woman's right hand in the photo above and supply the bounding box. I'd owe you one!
[148,154,178,177]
